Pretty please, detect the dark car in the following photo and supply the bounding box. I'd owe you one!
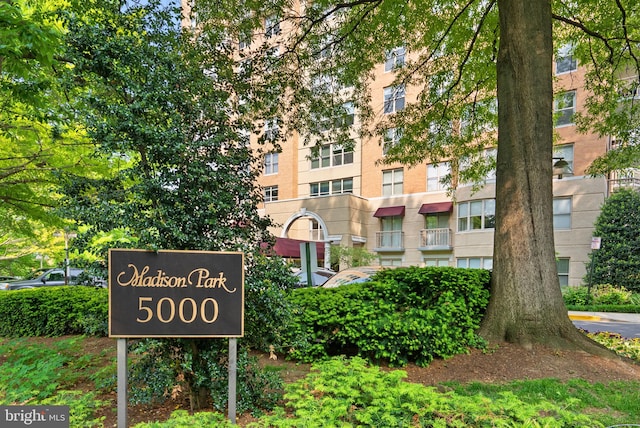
[0,268,84,290]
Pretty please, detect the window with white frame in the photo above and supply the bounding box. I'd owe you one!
[264,152,279,175]
[457,199,495,231]
[557,258,570,286]
[310,178,353,196]
[554,90,576,127]
[484,148,497,181]
[380,257,403,267]
[265,15,280,38]
[337,102,355,127]
[310,144,353,169]
[380,215,403,248]
[457,257,493,270]
[263,118,279,141]
[427,162,450,191]
[553,197,572,229]
[264,185,278,202]
[385,46,406,72]
[383,84,405,114]
[553,144,574,177]
[383,128,402,155]
[423,256,449,267]
[555,44,577,74]
[425,212,449,229]
[309,219,323,240]
[382,168,404,196]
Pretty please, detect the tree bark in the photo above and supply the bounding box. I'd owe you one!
[479,0,610,355]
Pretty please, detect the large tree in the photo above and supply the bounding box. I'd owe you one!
[0,0,108,274]
[193,0,639,353]
[59,0,296,410]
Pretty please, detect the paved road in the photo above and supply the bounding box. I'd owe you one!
[569,311,640,339]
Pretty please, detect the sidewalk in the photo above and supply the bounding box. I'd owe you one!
[568,311,640,323]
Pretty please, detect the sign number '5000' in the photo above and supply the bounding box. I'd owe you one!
[137,297,219,324]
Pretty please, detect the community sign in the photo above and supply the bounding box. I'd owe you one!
[109,249,244,338]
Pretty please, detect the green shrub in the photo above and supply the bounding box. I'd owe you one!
[250,357,598,427]
[129,339,283,416]
[0,287,108,337]
[284,266,490,366]
[563,284,635,306]
[133,410,234,427]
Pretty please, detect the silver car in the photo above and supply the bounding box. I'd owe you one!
[0,268,84,290]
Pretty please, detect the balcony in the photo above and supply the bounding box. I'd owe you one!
[609,177,640,193]
[374,231,404,252]
[418,228,452,251]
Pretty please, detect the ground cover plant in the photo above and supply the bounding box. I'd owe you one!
[2,335,639,427]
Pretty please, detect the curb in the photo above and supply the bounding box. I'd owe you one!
[569,314,602,321]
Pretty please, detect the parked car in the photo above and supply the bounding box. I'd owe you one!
[293,267,335,287]
[0,268,84,290]
[322,266,389,288]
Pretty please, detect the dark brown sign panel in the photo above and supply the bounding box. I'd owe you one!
[109,249,244,338]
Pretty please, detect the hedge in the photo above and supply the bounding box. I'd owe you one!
[283,266,491,367]
[0,286,108,337]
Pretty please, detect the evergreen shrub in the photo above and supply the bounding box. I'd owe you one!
[0,286,108,337]
[284,266,490,366]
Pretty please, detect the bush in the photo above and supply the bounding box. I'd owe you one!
[563,284,634,306]
[284,266,490,367]
[0,287,108,337]
[251,357,597,427]
[129,339,283,416]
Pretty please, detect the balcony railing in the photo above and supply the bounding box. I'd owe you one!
[375,231,404,251]
[418,228,452,250]
[609,177,640,193]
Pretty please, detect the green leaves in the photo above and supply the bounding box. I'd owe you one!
[589,188,640,291]
[285,266,490,366]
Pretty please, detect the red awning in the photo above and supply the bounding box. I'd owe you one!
[418,202,453,214]
[270,237,324,259]
[373,205,405,217]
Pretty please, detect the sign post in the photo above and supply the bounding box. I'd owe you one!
[587,237,601,300]
[109,249,244,427]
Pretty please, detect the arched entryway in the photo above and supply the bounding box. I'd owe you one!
[280,208,335,269]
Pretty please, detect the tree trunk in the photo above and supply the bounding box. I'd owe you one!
[479,0,609,355]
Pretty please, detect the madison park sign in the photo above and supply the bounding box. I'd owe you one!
[109,249,244,338]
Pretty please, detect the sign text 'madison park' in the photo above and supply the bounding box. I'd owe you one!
[109,249,244,338]
[116,264,237,292]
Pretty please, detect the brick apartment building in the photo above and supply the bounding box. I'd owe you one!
[183,2,639,286]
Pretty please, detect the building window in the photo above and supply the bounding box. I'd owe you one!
[310,178,353,197]
[380,216,403,248]
[382,168,404,196]
[380,257,403,267]
[553,197,572,230]
[555,44,577,74]
[265,15,280,38]
[423,257,449,267]
[309,219,323,240]
[264,185,278,202]
[457,199,495,231]
[457,257,493,270]
[263,118,279,141]
[383,84,405,114]
[557,258,570,286]
[554,90,576,127]
[425,212,449,229]
[383,128,402,155]
[310,144,353,169]
[385,46,406,72]
[427,162,450,191]
[264,152,279,175]
[553,144,574,177]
